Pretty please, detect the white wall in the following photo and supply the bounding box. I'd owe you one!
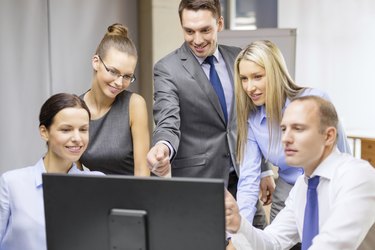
[152,0,183,62]
[279,0,375,132]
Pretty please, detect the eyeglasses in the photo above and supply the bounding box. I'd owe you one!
[98,55,136,83]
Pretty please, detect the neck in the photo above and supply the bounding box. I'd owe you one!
[84,86,114,119]
[304,146,334,177]
[43,153,73,174]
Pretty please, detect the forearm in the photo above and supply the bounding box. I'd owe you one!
[133,136,151,176]
[153,65,181,149]
[231,215,276,250]
[236,159,261,222]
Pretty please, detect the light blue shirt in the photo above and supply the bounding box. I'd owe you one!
[0,158,104,250]
[237,88,351,223]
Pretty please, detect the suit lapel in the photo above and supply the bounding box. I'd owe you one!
[218,45,236,125]
[179,43,226,125]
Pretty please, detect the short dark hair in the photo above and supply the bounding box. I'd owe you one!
[39,93,91,129]
[292,95,338,133]
[178,0,221,23]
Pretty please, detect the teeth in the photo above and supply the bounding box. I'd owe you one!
[68,146,80,151]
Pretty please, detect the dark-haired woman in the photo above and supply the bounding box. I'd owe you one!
[0,93,103,250]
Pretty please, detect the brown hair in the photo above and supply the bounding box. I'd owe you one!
[95,23,137,59]
[178,0,221,23]
[292,95,338,133]
[39,93,91,129]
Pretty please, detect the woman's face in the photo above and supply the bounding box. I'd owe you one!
[93,47,137,98]
[238,59,267,106]
[40,107,90,163]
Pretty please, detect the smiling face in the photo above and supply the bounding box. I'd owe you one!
[181,9,223,58]
[280,100,335,176]
[93,47,137,98]
[40,107,90,165]
[239,59,267,106]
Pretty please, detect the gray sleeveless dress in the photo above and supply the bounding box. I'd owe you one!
[80,90,134,175]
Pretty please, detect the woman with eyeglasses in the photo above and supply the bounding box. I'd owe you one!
[0,93,103,250]
[79,23,150,176]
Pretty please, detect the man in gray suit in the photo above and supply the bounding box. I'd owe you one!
[146,0,270,229]
[147,0,239,187]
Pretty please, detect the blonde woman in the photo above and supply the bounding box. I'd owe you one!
[234,40,350,225]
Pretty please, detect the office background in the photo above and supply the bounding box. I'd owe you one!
[1,0,374,174]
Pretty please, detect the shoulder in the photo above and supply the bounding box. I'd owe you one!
[114,90,134,107]
[83,169,105,176]
[1,165,35,185]
[129,92,146,105]
[337,153,374,174]
[332,153,375,188]
[300,88,330,100]
[219,44,241,52]
[129,93,147,113]
[219,44,242,57]
[155,43,186,68]
[129,93,148,121]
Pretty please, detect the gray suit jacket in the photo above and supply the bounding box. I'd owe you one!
[152,42,241,180]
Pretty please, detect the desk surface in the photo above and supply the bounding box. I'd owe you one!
[347,129,375,140]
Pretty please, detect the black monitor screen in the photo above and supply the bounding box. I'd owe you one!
[42,174,226,250]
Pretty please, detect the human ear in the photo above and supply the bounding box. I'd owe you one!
[39,125,49,142]
[217,16,224,32]
[92,55,100,71]
[325,127,337,146]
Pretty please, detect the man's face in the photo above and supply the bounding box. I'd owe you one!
[280,100,328,176]
[181,9,223,58]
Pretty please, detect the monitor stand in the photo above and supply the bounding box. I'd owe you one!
[108,208,148,250]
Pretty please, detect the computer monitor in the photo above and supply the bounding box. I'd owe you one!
[42,174,226,250]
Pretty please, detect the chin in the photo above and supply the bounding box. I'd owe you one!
[68,154,83,163]
[285,158,298,167]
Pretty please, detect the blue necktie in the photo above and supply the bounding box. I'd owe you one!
[205,55,228,123]
[302,176,320,250]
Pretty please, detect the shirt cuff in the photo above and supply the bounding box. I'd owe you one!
[156,140,174,160]
[260,170,274,178]
[231,216,255,250]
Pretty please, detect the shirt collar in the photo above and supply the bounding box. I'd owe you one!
[68,163,85,174]
[195,46,220,65]
[304,148,340,183]
[257,96,292,126]
[34,158,46,188]
[34,157,82,187]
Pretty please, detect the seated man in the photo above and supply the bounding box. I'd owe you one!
[225,95,375,250]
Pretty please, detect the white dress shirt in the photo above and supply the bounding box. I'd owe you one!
[237,88,351,223]
[232,149,375,250]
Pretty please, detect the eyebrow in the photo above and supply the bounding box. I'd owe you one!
[107,64,134,76]
[183,25,211,31]
[106,64,121,73]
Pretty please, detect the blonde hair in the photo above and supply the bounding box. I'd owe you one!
[95,23,137,59]
[234,40,304,164]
